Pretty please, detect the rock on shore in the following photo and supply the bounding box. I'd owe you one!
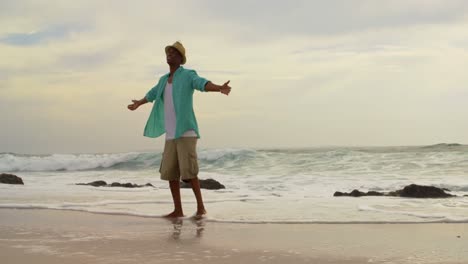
[0,173,24,185]
[180,178,225,190]
[76,181,154,188]
[334,184,454,198]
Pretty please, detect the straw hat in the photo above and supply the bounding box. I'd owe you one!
[165,41,186,64]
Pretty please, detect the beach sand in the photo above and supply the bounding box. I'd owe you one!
[1,209,467,264]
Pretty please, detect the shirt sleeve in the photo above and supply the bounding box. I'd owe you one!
[145,82,160,103]
[190,70,209,92]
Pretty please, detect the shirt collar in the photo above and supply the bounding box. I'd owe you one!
[164,66,184,78]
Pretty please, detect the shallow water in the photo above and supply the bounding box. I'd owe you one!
[1,144,468,223]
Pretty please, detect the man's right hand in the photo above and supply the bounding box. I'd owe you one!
[127,100,140,111]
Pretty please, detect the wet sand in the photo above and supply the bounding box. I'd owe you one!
[0,209,467,264]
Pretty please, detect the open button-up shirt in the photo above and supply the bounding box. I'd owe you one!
[144,66,209,139]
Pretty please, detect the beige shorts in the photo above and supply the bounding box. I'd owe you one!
[160,137,199,181]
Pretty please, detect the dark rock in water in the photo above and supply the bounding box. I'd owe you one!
[334,190,385,197]
[367,191,385,196]
[77,181,154,188]
[387,190,401,197]
[0,173,24,185]
[335,184,453,198]
[350,190,366,197]
[180,178,225,190]
[76,180,107,187]
[110,182,137,188]
[398,184,453,198]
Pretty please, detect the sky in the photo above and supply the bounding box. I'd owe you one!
[1,0,468,154]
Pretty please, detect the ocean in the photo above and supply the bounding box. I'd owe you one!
[1,144,468,223]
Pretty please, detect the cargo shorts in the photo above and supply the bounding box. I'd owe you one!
[159,137,199,181]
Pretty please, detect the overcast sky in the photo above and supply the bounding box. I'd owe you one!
[1,0,468,154]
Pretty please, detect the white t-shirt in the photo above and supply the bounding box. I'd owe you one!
[164,82,197,140]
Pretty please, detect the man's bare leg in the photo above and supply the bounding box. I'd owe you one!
[164,180,184,218]
[190,178,206,217]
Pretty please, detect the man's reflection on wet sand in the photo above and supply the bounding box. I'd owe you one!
[167,218,205,240]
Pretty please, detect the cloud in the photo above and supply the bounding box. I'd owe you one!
[194,0,468,40]
[56,49,119,71]
[0,23,87,46]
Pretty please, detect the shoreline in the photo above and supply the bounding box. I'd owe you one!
[1,208,467,264]
[2,206,468,225]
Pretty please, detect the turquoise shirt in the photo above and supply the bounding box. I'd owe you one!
[144,66,209,139]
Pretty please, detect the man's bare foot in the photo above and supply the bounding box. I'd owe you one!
[193,208,207,219]
[163,211,184,218]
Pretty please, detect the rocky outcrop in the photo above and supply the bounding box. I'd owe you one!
[77,180,107,187]
[76,181,154,188]
[334,190,384,197]
[180,178,225,190]
[387,184,453,198]
[334,184,454,198]
[110,182,154,188]
[76,178,224,189]
[0,173,24,185]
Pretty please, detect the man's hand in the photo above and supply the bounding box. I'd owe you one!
[219,80,231,95]
[127,100,141,111]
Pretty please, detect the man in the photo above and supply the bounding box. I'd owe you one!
[127,41,231,218]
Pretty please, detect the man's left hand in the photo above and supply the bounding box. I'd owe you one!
[219,80,231,95]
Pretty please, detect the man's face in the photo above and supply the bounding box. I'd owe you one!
[166,47,182,65]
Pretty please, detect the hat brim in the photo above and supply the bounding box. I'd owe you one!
[165,45,186,65]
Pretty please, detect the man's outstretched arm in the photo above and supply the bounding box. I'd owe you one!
[204,80,231,95]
